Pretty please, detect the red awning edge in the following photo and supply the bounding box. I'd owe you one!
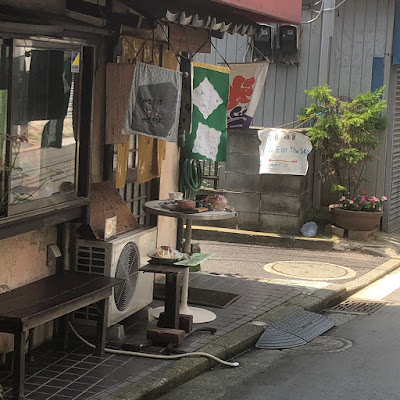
[211,0,302,24]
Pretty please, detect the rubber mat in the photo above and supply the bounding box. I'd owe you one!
[153,283,240,308]
[256,310,335,349]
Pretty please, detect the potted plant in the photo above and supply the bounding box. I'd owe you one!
[299,85,387,231]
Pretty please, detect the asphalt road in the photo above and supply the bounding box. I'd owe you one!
[157,274,400,400]
[198,240,388,284]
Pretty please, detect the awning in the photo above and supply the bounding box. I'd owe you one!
[209,0,302,25]
[122,0,301,36]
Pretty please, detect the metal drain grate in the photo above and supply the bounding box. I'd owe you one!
[330,300,387,315]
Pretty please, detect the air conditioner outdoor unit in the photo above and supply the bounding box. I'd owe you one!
[73,227,157,327]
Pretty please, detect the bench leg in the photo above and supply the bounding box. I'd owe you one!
[95,298,109,356]
[13,330,26,400]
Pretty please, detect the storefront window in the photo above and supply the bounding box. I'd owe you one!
[7,43,80,214]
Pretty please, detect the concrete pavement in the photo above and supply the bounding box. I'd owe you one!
[104,232,400,400]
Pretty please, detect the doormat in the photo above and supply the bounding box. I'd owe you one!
[256,309,335,349]
[153,283,240,309]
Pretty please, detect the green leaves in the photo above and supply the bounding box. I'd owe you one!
[299,85,386,197]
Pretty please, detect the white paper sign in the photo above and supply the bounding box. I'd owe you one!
[258,129,312,175]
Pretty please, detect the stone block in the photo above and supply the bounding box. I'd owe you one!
[224,192,260,213]
[348,229,375,241]
[331,225,345,238]
[260,194,300,216]
[226,153,260,174]
[147,328,185,345]
[260,213,301,234]
[223,172,260,193]
[260,174,306,195]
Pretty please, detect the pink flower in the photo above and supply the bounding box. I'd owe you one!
[356,204,360,208]
[341,196,346,201]
[361,196,366,202]
[382,196,387,201]
[372,196,379,202]
[349,200,354,204]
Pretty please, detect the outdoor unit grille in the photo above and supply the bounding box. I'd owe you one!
[73,228,156,327]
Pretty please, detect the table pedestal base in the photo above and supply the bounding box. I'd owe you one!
[152,305,216,324]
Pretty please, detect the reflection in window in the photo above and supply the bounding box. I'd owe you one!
[10,46,79,206]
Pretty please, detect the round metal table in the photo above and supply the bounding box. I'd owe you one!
[144,200,237,323]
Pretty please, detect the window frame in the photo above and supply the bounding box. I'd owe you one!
[0,36,94,239]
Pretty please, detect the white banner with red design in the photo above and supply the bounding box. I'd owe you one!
[258,129,313,175]
[227,62,269,129]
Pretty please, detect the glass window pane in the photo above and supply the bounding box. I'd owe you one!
[10,46,78,206]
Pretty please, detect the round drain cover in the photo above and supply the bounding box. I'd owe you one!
[291,336,353,353]
[263,261,356,281]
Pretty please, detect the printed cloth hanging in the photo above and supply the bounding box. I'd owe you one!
[123,62,182,142]
[227,62,269,129]
[186,62,230,162]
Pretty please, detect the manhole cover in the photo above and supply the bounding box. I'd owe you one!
[263,261,357,281]
[330,299,387,314]
[291,336,353,353]
[256,310,335,349]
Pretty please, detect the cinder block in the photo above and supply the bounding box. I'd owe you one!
[226,153,260,174]
[260,213,301,235]
[223,172,260,193]
[222,211,259,231]
[227,131,260,155]
[260,174,306,195]
[224,192,260,213]
[260,194,300,216]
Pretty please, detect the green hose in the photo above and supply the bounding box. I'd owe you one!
[179,158,203,193]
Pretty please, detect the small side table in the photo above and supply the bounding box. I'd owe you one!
[140,263,184,329]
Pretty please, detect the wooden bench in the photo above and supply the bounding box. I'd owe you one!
[0,271,121,400]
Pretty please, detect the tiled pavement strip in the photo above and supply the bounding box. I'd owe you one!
[1,273,303,400]
[1,239,399,399]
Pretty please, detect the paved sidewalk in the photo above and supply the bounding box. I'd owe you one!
[1,238,399,400]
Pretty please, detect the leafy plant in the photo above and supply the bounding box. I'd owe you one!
[299,85,387,197]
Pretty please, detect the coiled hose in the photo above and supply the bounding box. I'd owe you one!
[69,321,239,367]
[179,158,203,193]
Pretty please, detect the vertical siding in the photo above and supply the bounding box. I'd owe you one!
[197,0,395,215]
[324,0,394,206]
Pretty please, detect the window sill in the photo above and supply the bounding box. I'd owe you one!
[0,198,89,240]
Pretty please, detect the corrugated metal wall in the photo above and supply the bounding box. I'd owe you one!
[197,0,397,229]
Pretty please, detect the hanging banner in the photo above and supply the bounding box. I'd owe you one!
[186,62,230,162]
[0,90,7,172]
[258,129,312,175]
[227,62,269,129]
[123,62,182,142]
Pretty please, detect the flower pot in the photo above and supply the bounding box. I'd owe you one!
[331,207,383,231]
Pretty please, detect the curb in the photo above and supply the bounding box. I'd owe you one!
[191,225,337,251]
[108,258,400,400]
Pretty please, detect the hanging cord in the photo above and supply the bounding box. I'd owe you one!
[69,321,239,367]
[179,158,203,193]
[210,41,231,69]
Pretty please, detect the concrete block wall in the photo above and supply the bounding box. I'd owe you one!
[200,128,314,234]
